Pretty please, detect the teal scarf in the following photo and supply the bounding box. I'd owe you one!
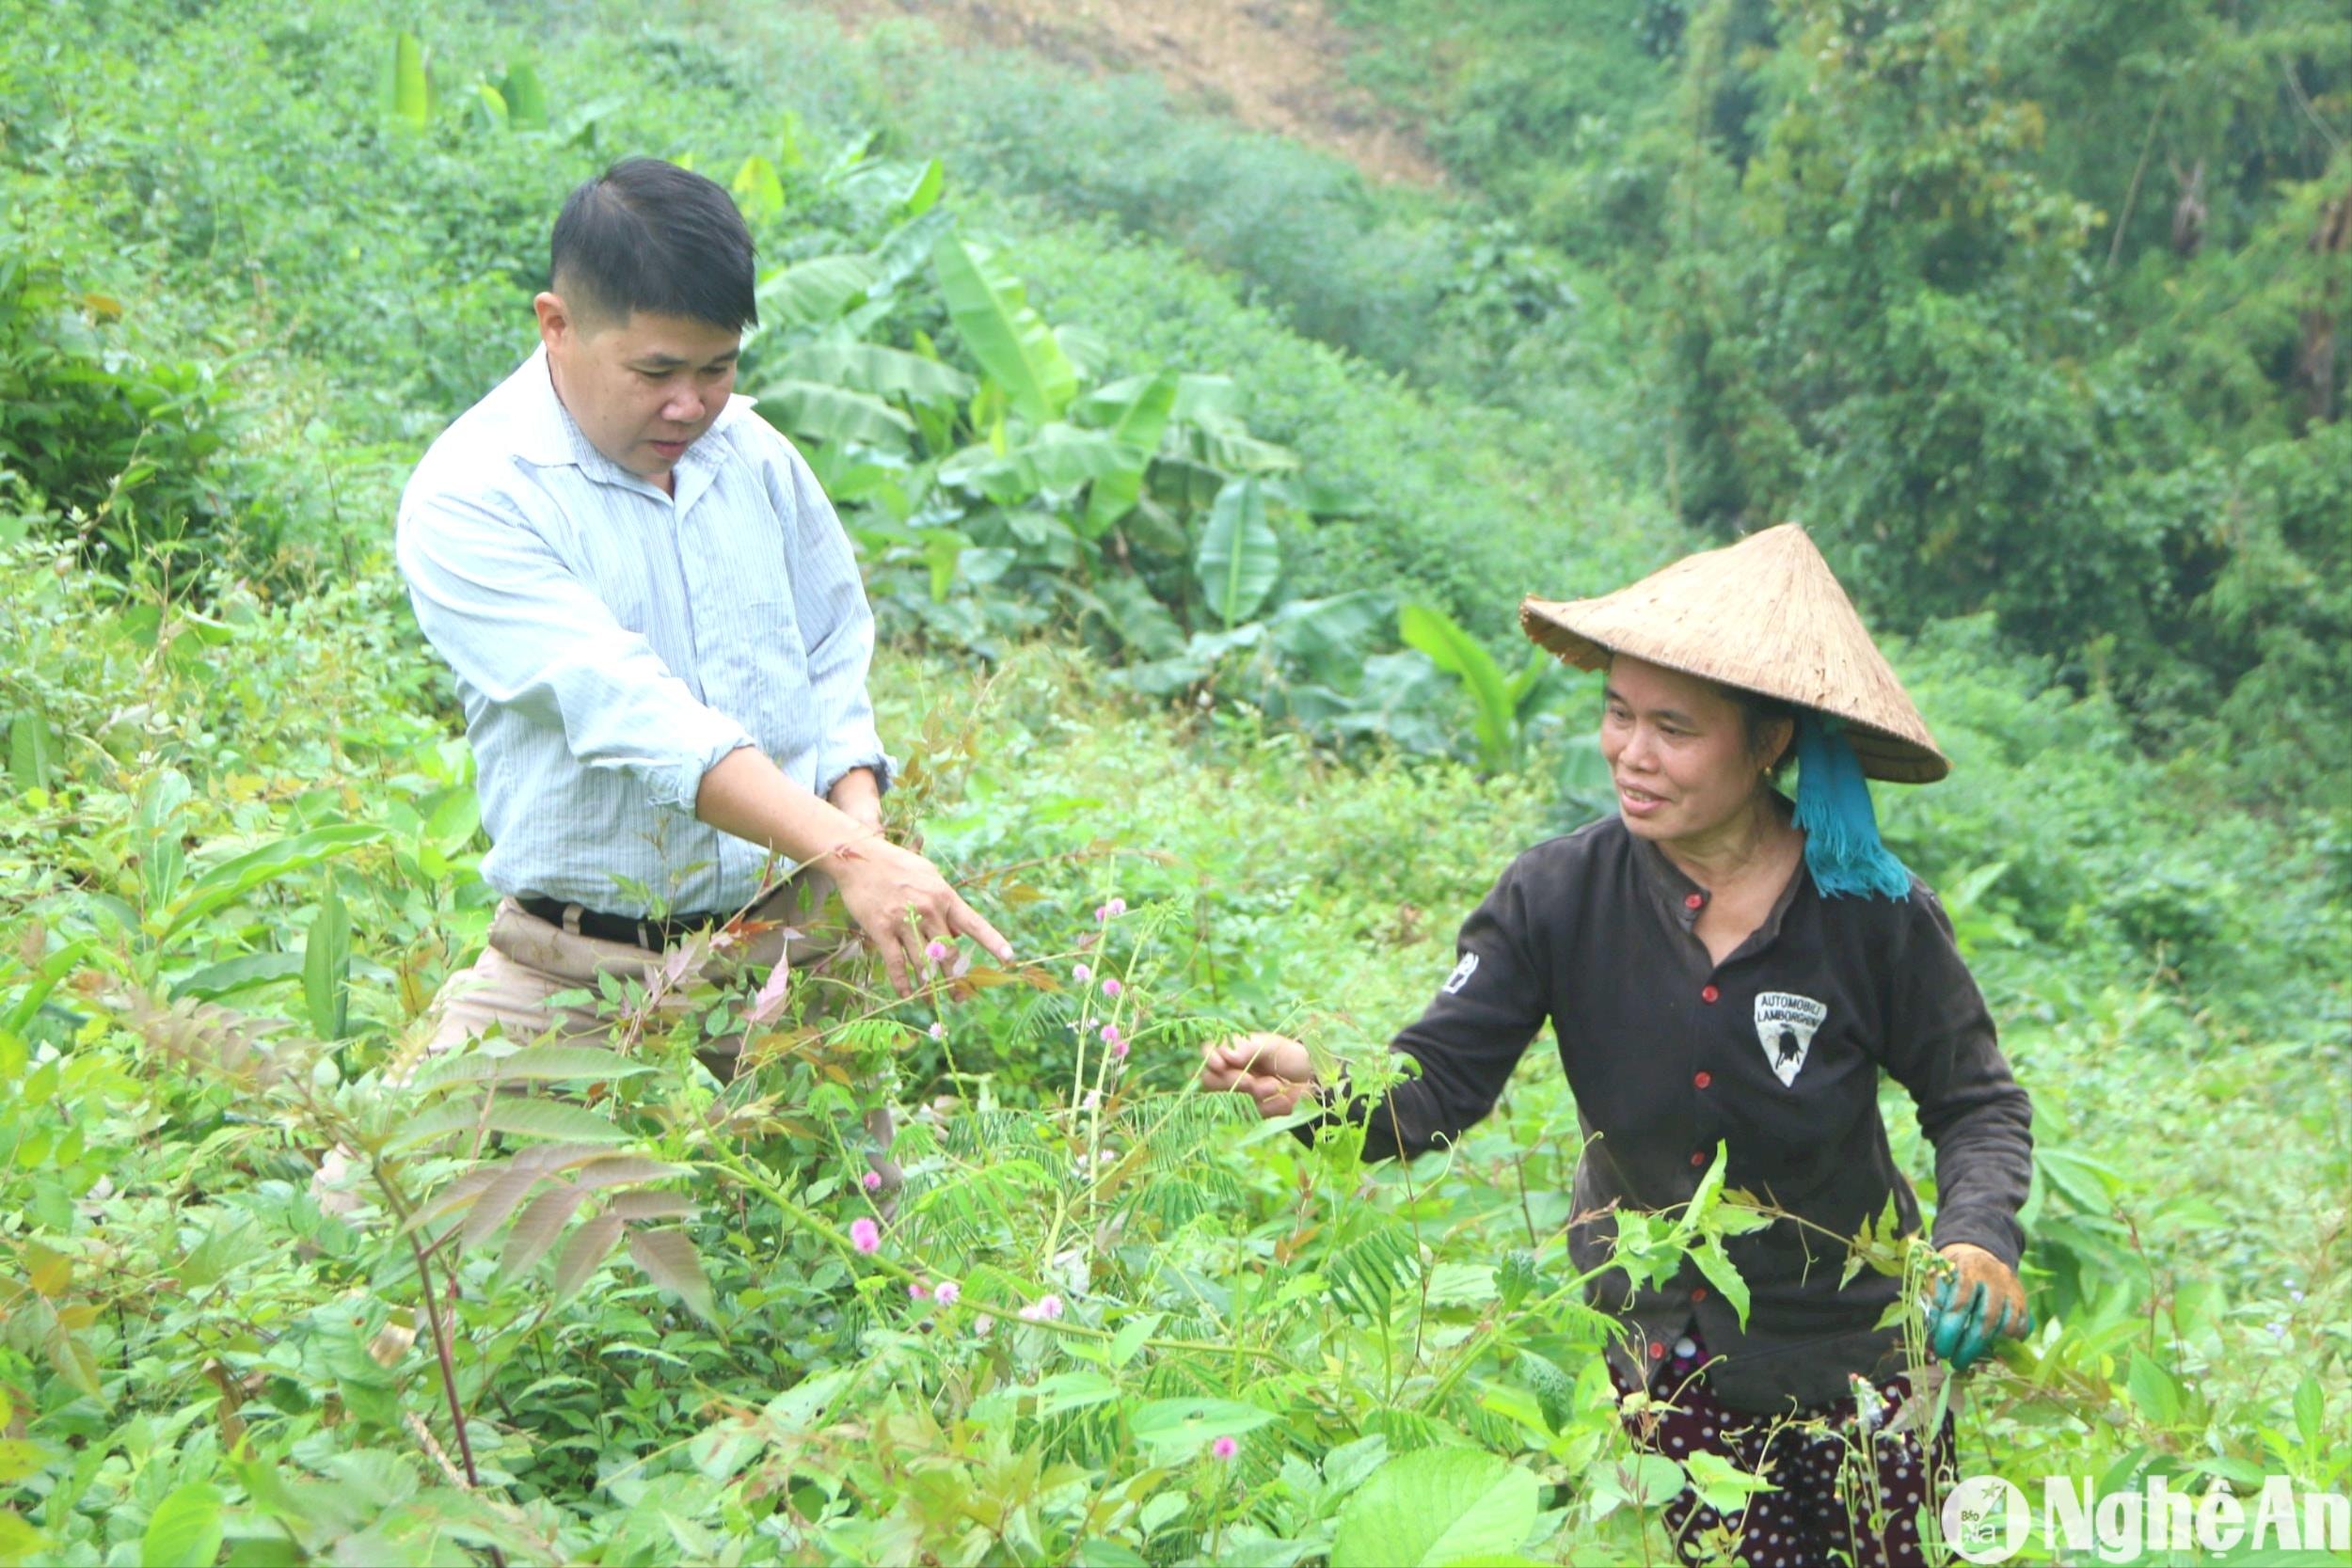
[1793,712,1913,900]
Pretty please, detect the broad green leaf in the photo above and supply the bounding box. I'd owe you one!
[3,938,90,1034]
[409,1044,654,1091]
[1401,604,1517,772]
[472,82,508,131]
[500,1183,586,1281]
[731,153,785,222]
[2124,1351,2183,1424]
[386,1093,631,1153]
[1268,592,1391,687]
[755,255,875,328]
[142,1481,225,1568]
[1330,1448,1541,1568]
[387,33,429,130]
[771,340,973,405]
[1584,1452,1687,1518]
[901,156,945,215]
[755,381,914,450]
[8,711,55,793]
[162,824,385,942]
[0,1508,44,1561]
[551,1212,625,1304]
[1082,372,1176,536]
[626,1227,716,1322]
[1682,1143,1730,1232]
[1025,1370,1120,1419]
[931,233,1076,423]
[1129,1398,1275,1458]
[1692,1239,1752,1329]
[1683,1449,1778,1515]
[172,951,304,1003]
[301,879,351,1041]
[1195,479,1280,627]
[2293,1374,2325,1457]
[501,62,548,130]
[1170,374,1246,424]
[0,1439,55,1485]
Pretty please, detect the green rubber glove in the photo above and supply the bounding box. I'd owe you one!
[1929,1275,2031,1372]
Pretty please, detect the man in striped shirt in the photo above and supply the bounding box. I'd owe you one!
[397,158,1009,1070]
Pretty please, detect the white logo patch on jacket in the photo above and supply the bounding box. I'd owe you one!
[1442,953,1480,995]
[1754,991,1829,1085]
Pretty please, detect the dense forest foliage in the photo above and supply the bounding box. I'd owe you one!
[0,0,2345,1562]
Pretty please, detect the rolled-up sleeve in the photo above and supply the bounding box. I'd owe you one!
[770,437,893,799]
[1881,890,2035,1268]
[396,488,752,812]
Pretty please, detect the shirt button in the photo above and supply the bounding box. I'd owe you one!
[1700,984,1720,1004]
[1689,1150,1707,1167]
[1684,893,1703,910]
[1691,1287,1708,1303]
[1693,1071,1712,1089]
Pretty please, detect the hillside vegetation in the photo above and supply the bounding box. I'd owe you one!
[0,1,2345,1563]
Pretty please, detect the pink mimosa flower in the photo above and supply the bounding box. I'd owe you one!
[862,1169,883,1192]
[1073,963,1092,983]
[909,1281,930,1301]
[1102,977,1122,999]
[926,940,950,963]
[934,1280,961,1307]
[928,1022,946,1041]
[849,1217,881,1253]
[1211,1435,1239,1461]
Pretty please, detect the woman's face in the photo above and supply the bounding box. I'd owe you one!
[1599,656,1774,847]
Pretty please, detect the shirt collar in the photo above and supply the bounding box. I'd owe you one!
[507,343,752,499]
[1625,800,1809,955]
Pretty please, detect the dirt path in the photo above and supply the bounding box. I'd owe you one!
[815,0,1443,187]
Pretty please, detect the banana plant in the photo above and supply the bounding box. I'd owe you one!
[1400,603,1559,774]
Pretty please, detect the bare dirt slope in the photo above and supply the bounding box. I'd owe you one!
[816,0,1443,186]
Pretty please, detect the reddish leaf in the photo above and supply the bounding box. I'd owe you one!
[500,1183,587,1281]
[550,1212,625,1305]
[625,1227,716,1323]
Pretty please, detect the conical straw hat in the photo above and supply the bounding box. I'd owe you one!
[1519,524,1949,784]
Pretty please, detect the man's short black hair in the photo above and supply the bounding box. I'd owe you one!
[548,157,758,331]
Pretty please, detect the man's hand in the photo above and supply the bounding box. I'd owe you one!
[695,749,1004,995]
[1928,1242,2030,1372]
[1200,1033,1318,1119]
[829,834,1012,997]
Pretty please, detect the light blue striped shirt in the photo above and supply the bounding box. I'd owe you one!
[396,346,890,916]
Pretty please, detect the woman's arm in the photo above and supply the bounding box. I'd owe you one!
[1881,886,2035,1364]
[1200,857,1553,1160]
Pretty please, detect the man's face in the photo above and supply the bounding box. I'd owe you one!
[535,290,740,486]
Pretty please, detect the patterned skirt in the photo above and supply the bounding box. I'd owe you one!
[1609,1331,1958,1568]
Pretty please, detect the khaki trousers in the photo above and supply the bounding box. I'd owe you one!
[421,871,898,1184]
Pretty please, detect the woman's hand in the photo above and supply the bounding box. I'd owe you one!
[1929,1242,2030,1371]
[1200,1032,1318,1119]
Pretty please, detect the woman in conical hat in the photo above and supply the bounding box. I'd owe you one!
[1201,526,2033,1568]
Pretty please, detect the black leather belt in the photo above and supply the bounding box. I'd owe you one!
[517,897,729,951]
